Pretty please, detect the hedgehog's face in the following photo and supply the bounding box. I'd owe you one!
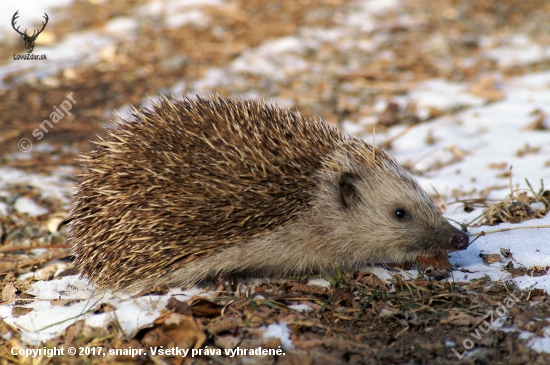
[315,154,469,266]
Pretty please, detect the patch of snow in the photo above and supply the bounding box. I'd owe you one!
[136,0,223,17]
[25,275,92,300]
[359,266,395,282]
[448,215,550,293]
[0,272,205,345]
[406,79,486,119]
[0,168,73,207]
[0,202,9,216]
[231,37,310,82]
[485,37,550,68]
[135,0,223,29]
[307,278,331,288]
[104,17,138,34]
[85,312,110,328]
[0,31,113,88]
[13,196,48,216]
[526,326,550,354]
[519,331,535,340]
[388,71,550,198]
[113,296,170,337]
[166,10,208,28]
[262,322,293,350]
[345,0,399,33]
[289,304,313,313]
[7,298,99,345]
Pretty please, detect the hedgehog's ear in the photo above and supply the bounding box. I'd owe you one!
[338,172,360,210]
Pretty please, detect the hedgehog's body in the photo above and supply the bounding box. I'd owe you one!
[69,96,468,292]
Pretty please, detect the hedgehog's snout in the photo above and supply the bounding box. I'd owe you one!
[450,229,469,251]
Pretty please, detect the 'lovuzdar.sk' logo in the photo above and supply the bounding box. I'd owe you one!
[12,10,49,54]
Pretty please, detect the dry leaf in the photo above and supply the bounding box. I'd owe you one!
[480,253,503,263]
[469,77,504,101]
[166,297,191,315]
[516,143,541,157]
[214,335,241,349]
[375,302,400,318]
[35,265,58,281]
[12,307,33,317]
[143,313,206,351]
[2,283,18,302]
[207,316,243,336]
[440,311,475,326]
[188,298,224,317]
[378,102,400,126]
[356,272,388,289]
[93,302,116,314]
[417,254,454,270]
[524,109,548,131]
[487,162,507,169]
[51,299,84,307]
[113,340,145,362]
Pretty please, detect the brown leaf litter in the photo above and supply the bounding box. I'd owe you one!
[480,181,550,226]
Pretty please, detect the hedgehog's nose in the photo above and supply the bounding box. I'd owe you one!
[451,230,469,250]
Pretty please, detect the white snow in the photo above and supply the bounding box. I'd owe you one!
[103,17,138,35]
[1,31,114,88]
[526,326,550,354]
[1,271,207,345]
[406,79,486,119]
[0,201,9,216]
[289,304,314,313]
[0,168,74,207]
[306,278,332,288]
[387,72,550,198]
[13,196,49,216]
[262,323,293,350]
[484,35,550,68]
[135,0,223,29]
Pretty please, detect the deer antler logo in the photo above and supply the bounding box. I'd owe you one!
[12,11,49,54]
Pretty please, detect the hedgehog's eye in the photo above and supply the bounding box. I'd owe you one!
[394,208,408,220]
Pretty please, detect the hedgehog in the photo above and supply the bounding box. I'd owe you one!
[69,95,469,292]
